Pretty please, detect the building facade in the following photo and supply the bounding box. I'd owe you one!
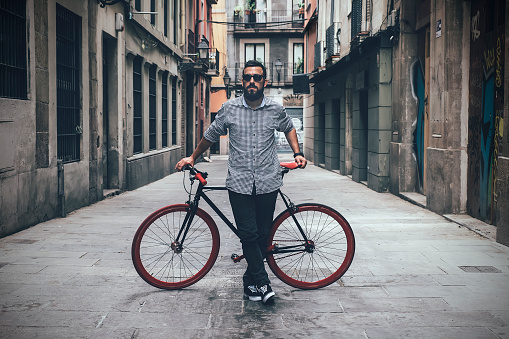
[0,0,216,237]
[302,0,509,245]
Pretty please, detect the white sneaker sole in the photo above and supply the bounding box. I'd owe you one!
[245,294,262,301]
[262,291,275,304]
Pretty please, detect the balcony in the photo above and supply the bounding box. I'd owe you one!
[231,62,304,86]
[179,33,218,75]
[206,49,220,77]
[230,9,304,31]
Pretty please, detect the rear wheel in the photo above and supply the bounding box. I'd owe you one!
[132,204,220,289]
[266,204,355,289]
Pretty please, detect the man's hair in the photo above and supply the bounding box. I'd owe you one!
[243,60,266,79]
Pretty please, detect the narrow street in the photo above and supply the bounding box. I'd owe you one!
[0,156,508,338]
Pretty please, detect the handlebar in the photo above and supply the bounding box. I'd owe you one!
[183,161,301,186]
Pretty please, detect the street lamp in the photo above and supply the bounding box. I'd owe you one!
[223,68,231,99]
[275,58,283,84]
[197,37,210,62]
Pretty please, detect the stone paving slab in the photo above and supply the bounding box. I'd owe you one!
[0,156,508,338]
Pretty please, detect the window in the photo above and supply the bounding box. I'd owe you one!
[245,44,265,63]
[171,77,177,145]
[56,4,81,163]
[135,0,141,11]
[162,72,168,148]
[150,0,156,25]
[0,0,27,99]
[149,64,157,151]
[163,0,168,37]
[133,56,143,154]
[293,43,304,74]
[173,0,178,45]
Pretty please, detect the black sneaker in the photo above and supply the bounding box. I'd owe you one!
[244,285,262,301]
[258,284,275,304]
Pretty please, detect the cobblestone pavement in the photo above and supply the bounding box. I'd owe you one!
[1,156,508,338]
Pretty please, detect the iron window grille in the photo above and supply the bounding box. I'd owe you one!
[56,4,81,163]
[149,64,156,151]
[133,56,143,154]
[351,0,362,40]
[0,0,27,99]
[162,72,168,148]
[326,22,341,59]
[171,77,177,145]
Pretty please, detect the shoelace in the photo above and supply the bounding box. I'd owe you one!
[259,285,268,293]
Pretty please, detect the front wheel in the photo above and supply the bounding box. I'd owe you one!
[132,204,220,289]
[266,204,355,289]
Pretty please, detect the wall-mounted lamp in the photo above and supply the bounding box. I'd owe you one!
[275,58,282,84]
[197,37,210,62]
[223,68,231,99]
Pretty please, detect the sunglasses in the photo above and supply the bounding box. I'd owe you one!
[242,74,264,82]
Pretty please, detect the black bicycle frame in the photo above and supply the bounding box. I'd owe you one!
[176,180,310,253]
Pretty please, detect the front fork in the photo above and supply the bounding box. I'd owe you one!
[172,183,204,252]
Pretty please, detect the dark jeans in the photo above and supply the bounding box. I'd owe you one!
[228,188,278,288]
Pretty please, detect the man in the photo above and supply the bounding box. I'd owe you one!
[176,60,306,304]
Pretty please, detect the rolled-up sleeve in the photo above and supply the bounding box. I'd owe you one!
[276,107,294,133]
[204,105,228,143]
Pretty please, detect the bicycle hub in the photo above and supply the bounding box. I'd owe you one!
[171,241,183,254]
[305,240,315,253]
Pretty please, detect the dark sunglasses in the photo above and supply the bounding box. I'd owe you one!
[242,74,264,82]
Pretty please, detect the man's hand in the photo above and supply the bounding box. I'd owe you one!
[295,155,307,168]
[175,156,194,171]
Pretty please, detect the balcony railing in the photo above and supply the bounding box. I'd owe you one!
[230,62,304,86]
[230,9,303,30]
[314,41,323,69]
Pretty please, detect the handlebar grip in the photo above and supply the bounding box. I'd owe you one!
[195,172,208,186]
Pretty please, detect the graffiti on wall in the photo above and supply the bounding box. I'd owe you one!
[411,60,425,191]
[467,0,505,222]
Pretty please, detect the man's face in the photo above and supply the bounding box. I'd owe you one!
[242,66,268,101]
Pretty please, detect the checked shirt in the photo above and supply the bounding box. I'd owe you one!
[203,95,295,195]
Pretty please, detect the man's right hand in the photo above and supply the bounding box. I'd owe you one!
[175,156,194,171]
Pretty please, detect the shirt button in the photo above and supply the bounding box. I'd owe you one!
[253,133,256,136]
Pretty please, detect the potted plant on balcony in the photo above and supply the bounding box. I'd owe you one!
[298,2,305,17]
[245,1,256,15]
[233,5,243,18]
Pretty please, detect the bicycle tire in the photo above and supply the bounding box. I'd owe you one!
[132,204,220,289]
[266,203,355,289]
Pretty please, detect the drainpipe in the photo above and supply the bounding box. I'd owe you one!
[57,160,66,217]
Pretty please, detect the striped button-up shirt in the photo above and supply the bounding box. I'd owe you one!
[204,95,295,195]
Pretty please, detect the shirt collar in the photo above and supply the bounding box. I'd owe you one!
[242,95,266,109]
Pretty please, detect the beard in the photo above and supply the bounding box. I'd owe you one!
[243,84,264,101]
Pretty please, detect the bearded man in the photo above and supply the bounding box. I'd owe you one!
[176,60,307,304]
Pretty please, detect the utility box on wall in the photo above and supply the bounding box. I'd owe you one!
[0,121,15,172]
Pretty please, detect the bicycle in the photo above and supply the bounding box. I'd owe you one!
[131,162,355,290]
